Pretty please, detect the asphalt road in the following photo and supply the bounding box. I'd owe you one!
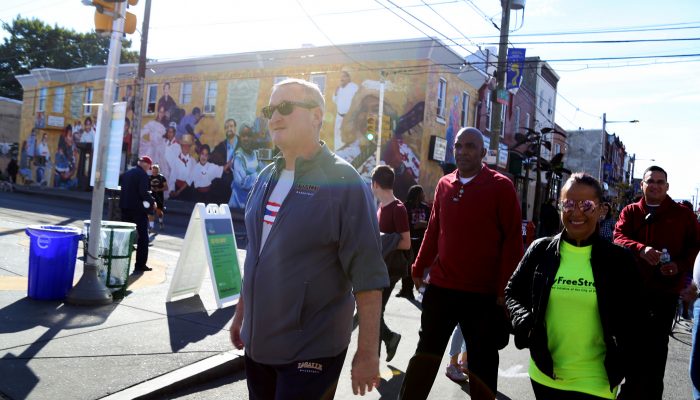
[0,190,694,399]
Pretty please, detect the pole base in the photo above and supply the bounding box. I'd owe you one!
[65,263,113,306]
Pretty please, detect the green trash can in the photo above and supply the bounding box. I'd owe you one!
[82,220,137,299]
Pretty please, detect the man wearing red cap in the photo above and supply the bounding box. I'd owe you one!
[119,156,156,273]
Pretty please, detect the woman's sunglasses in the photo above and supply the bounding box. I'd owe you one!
[261,101,318,119]
[559,199,598,214]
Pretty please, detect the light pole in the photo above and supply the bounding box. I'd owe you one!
[629,154,655,184]
[600,113,639,182]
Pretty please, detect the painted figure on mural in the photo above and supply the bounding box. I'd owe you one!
[157,82,178,126]
[140,105,167,163]
[176,107,204,141]
[229,124,264,210]
[332,66,359,150]
[54,126,78,189]
[167,133,196,201]
[160,124,180,197]
[444,95,460,166]
[192,144,229,204]
[80,116,96,144]
[35,132,50,186]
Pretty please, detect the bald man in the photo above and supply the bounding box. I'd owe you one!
[400,127,524,400]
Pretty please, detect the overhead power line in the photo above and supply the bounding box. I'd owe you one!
[484,37,700,45]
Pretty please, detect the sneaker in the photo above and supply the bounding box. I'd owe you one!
[445,364,467,383]
[385,333,401,362]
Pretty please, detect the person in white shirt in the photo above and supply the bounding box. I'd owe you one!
[161,124,181,196]
[140,105,167,162]
[80,116,96,143]
[332,67,359,150]
[192,144,231,203]
[168,133,195,201]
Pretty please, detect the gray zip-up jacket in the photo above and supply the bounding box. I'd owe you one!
[240,143,389,364]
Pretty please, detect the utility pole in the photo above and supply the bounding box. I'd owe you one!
[67,1,128,305]
[376,71,385,168]
[130,0,152,166]
[490,0,512,157]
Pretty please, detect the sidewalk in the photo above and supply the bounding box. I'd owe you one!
[0,186,247,400]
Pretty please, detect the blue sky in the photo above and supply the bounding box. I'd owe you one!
[2,0,699,203]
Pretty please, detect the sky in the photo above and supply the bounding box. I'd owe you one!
[1,0,699,204]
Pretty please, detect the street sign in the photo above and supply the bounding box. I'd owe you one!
[496,88,509,105]
[506,48,526,90]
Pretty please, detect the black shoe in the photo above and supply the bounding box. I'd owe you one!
[385,333,401,362]
[396,290,415,300]
[133,266,152,274]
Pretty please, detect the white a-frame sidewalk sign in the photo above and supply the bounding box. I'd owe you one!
[167,203,242,308]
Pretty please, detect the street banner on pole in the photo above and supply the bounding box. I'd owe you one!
[506,48,526,90]
[91,102,126,189]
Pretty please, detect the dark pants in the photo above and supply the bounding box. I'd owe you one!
[244,348,347,400]
[380,275,400,343]
[531,379,610,399]
[399,285,501,400]
[121,208,149,269]
[642,292,678,399]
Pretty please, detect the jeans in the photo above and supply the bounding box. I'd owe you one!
[691,300,700,399]
[380,275,400,343]
[399,285,501,400]
[448,324,467,358]
[641,292,677,399]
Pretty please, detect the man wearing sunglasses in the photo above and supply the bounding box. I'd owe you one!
[229,78,388,399]
[614,165,700,399]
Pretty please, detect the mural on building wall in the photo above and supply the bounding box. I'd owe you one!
[332,67,425,200]
[129,70,427,205]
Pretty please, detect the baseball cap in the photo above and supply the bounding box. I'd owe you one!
[138,155,153,165]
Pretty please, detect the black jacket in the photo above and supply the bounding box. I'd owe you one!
[505,233,644,395]
[119,166,154,213]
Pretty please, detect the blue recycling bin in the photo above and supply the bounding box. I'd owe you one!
[25,225,82,300]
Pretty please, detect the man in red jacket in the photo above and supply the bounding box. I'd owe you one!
[614,165,700,399]
[399,127,523,400]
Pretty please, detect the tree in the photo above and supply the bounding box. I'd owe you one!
[0,16,140,100]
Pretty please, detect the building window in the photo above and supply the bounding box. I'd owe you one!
[38,87,47,112]
[525,112,531,131]
[310,74,326,93]
[146,84,157,114]
[554,143,561,154]
[84,87,94,115]
[52,87,65,113]
[180,81,192,104]
[485,91,492,132]
[436,78,447,120]
[460,91,469,127]
[514,106,521,136]
[204,81,217,114]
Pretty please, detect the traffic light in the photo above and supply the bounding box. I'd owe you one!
[87,0,138,35]
[366,114,377,141]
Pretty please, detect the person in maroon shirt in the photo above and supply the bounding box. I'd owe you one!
[614,165,700,399]
[371,165,411,363]
[399,127,524,400]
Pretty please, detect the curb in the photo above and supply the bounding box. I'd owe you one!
[101,350,245,400]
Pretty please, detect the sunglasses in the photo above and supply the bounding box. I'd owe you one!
[261,101,318,119]
[559,199,598,214]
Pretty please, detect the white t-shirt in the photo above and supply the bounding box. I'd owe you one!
[260,169,294,253]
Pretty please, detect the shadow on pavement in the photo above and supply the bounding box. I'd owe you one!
[165,295,236,353]
[0,297,116,400]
